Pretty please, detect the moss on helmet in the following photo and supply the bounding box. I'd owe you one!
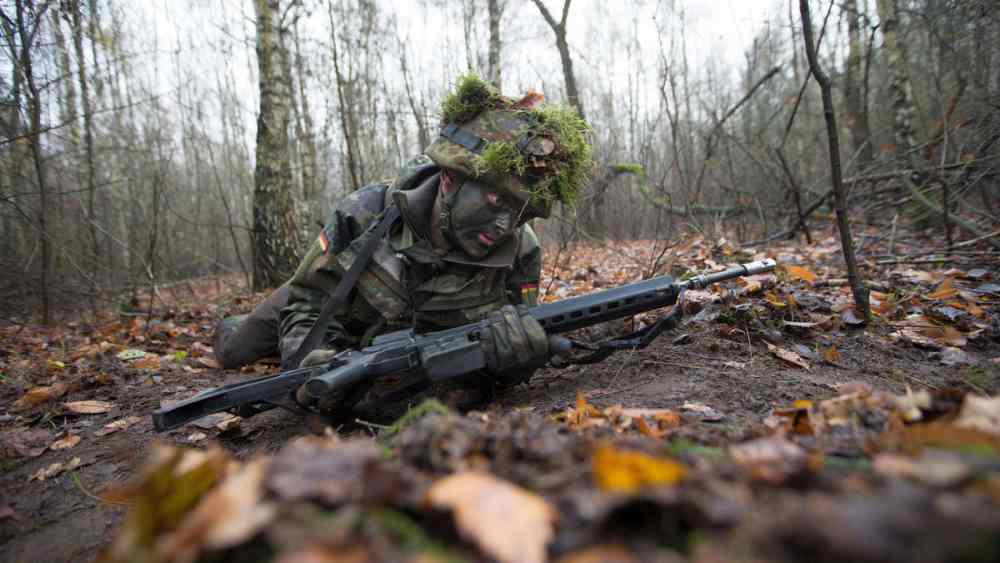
[431,73,593,209]
[440,74,505,125]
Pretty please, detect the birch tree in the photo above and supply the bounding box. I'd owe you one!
[252,0,301,290]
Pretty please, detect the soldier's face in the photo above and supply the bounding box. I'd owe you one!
[448,178,529,258]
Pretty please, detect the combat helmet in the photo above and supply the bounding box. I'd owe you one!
[425,74,592,219]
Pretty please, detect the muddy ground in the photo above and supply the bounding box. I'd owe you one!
[1,237,998,562]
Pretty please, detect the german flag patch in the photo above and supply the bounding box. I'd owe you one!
[318,230,330,253]
[521,283,539,306]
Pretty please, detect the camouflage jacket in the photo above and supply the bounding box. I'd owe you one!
[279,156,542,365]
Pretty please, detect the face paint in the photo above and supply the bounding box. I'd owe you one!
[447,177,530,258]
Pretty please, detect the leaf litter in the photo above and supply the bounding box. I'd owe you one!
[0,232,998,561]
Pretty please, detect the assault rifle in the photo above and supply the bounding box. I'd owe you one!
[152,258,776,432]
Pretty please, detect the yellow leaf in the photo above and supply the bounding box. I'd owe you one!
[785,265,817,283]
[592,445,688,493]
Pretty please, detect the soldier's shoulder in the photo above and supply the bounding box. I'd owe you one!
[392,155,438,192]
[335,184,390,219]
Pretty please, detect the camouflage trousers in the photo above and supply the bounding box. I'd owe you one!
[213,284,289,369]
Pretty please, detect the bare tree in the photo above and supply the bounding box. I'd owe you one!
[800,0,870,320]
[844,0,874,166]
[252,0,301,290]
[486,0,503,91]
[530,0,585,122]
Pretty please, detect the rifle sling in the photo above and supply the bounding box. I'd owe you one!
[285,204,402,369]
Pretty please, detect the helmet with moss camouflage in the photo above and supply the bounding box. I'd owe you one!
[425,74,592,219]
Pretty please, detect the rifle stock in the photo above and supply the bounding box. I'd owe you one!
[151,259,776,432]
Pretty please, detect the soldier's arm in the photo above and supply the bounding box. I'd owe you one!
[507,223,542,307]
[279,189,384,367]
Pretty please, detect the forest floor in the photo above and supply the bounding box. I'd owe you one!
[2,225,999,563]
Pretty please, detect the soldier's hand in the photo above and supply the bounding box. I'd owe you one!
[298,347,339,368]
[481,305,549,375]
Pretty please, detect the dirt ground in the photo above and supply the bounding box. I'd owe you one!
[1,236,998,562]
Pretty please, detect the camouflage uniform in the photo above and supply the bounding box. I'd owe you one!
[214,155,541,370]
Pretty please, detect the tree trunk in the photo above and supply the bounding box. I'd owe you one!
[875,0,918,158]
[293,19,319,204]
[487,0,503,90]
[328,4,360,192]
[252,0,301,291]
[15,0,52,323]
[844,0,874,166]
[70,0,101,302]
[800,0,870,320]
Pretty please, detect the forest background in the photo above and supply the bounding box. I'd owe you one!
[2,0,998,324]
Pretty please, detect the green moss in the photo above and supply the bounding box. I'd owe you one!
[378,398,452,443]
[531,103,592,206]
[370,508,468,562]
[610,162,646,176]
[440,73,502,125]
[479,141,526,177]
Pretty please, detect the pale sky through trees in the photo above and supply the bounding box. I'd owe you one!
[132,0,781,154]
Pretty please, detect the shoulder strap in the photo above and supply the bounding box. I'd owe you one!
[286,204,402,368]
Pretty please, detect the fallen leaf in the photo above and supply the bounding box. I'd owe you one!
[821,346,841,365]
[29,456,81,481]
[555,544,639,563]
[766,342,811,370]
[116,348,146,361]
[64,400,114,414]
[592,445,688,492]
[927,278,958,300]
[13,383,69,410]
[729,435,814,484]
[159,459,275,559]
[1,428,52,459]
[873,451,970,487]
[939,347,973,366]
[785,265,817,283]
[50,434,81,450]
[954,395,1000,436]
[95,416,143,437]
[427,471,555,563]
[187,432,208,443]
[681,401,726,422]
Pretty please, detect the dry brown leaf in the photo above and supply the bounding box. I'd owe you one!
[954,395,1000,436]
[555,544,639,563]
[728,435,814,483]
[427,471,555,563]
[159,458,275,559]
[765,342,811,370]
[785,265,817,283]
[592,445,688,492]
[926,278,958,300]
[95,416,143,437]
[13,383,69,411]
[64,400,114,414]
[29,456,81,482]
[821,346,841,365]
[49,434,81,451]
